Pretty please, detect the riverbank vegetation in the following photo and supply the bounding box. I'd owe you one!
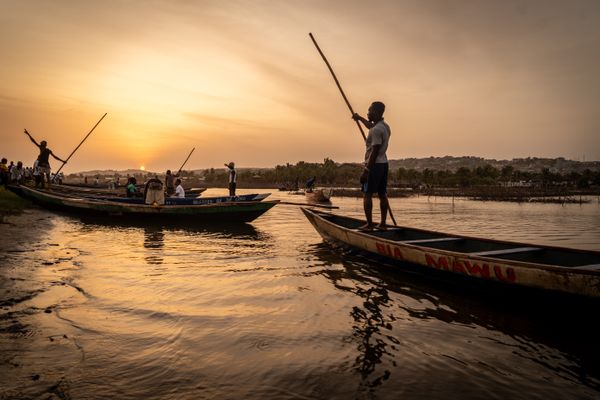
[0,187,29,217]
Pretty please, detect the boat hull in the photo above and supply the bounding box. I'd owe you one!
[11,186,277,223]
[305,188,332,202]
[302,208,600,297]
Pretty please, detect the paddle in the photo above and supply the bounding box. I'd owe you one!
[308,33,397,226]
[176,147,195,175]
[52,113,108,182]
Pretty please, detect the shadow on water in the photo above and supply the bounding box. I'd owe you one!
[304,241,600,393]
[73,214,268,241]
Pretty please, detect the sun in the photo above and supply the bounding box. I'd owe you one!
[140,166,145,171]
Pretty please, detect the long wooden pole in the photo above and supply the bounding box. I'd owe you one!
[177,147,195,175]
[52,113,107,182]
[309,33,366,142]
[308,33,397,226]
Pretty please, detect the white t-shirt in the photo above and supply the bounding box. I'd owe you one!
[174,184,185,198]
[228,168,237,183]
[364,120,391,164]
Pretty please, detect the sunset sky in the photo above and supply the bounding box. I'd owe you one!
[1,0,599,173]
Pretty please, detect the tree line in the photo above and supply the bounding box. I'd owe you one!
[68,159,600,190]
[201,159,600,189]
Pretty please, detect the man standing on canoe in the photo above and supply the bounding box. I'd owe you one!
[24,129,66,189]
[164,169,180,196]
[225,162,237,196]
[352,101,391,231]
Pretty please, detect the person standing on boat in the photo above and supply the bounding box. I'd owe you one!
[24,129,66,189]
[170,178,185,198]
[306,176,316,193]
[164,169,179,196]
[352,101,391,231]
[225,162,236,196]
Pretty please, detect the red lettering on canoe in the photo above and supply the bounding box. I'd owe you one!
[463,260,491,278]
[494,266,516,282]
[452,260,467,274]
[425,254,450,271]
[393,246,403,260]
[375,242,403,260]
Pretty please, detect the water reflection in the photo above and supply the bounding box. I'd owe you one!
[75,214,265,241]
[144,227,165,265]
[305,242,600,393]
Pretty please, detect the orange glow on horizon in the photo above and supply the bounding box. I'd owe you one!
[1,0,599,172]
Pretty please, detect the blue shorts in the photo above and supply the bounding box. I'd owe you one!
[362,163,388,195]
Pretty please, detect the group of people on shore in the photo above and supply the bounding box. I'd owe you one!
[0,158,64,188]
[1,130,66,189]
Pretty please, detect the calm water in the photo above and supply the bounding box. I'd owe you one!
[1,190,599,399]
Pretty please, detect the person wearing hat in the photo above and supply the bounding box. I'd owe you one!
[24,129,66,189]
[224,162,236,196]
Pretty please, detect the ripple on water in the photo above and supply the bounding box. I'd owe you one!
[2,195,600,399]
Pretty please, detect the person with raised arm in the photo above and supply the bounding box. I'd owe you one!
[24,129,66,189]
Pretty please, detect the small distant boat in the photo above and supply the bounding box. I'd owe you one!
[10,186,277,222]
[302,208,600,297]
[305,188,333,202]
[186,187,207,197]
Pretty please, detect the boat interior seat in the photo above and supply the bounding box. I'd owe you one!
[469,247,542,257]
[400,237,463,244]
[574,264,600,271]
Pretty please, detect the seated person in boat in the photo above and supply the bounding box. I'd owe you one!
[126,177,138,197]
[171,178,185,198]
[143,176,165,205]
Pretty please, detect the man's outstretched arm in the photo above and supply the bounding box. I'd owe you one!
[24,129,40,148]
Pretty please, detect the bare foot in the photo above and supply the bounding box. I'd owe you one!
[358,223,375,232]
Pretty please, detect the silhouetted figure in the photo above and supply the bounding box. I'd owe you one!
[352,101,391,231]
[10,161,24,184]
[225,162,236,196]
[306,176,316,192]
[0,158,8,187]
[164,169,179,196]
[24,129,66,188]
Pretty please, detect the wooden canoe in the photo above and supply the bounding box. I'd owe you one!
[305,188,333,202]
[301,208,600,297]
[11,186,278,222]
[52,184,208,198]
[78,193,271,205]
